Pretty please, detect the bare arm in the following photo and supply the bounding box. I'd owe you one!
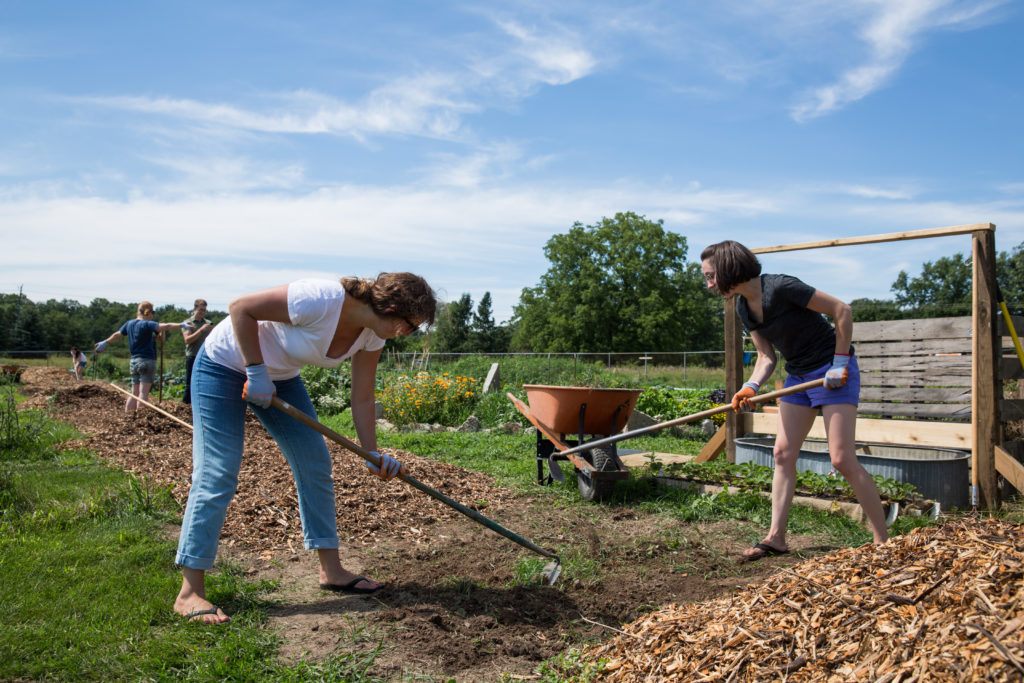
[746,330,778,387]
[228,285,291,366]
[350,347,383,452]
[182,323,211,345]
[806,290,852,355]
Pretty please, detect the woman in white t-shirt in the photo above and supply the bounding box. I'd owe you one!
[174,273,435,624]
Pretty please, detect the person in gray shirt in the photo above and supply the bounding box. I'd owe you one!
[701,240,888,561]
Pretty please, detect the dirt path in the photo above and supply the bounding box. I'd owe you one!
[20,367,827,681]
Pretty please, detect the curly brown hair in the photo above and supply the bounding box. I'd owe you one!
[341,272,437,327]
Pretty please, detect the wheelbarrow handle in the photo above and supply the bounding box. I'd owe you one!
[269,397,559,563]
[555,378,827,458]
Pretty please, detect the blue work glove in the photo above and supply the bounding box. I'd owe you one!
[824,354,851,389]
[94,340,108,353]
[242,363,275,408]
[366,451,404,480]
[180,321,194,330]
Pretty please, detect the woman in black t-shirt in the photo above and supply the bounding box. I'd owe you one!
[701,240,889,560]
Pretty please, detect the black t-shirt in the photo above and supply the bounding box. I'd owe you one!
[735,274,848,375]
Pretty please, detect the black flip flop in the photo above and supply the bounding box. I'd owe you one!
[742,542,789,562]
[320,576,384,594]
[184,605,228,622]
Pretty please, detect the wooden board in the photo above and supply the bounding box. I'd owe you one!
[859,387,971,403]
[857,403,973,420]
[853,317,972,342]
[858,371,973,387]
[618,451,695,469]
[743,412,971,449]
[857,356,971,372]
[995,446,1024,496]
[694,423,727,463]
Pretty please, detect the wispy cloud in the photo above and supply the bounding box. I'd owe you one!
[79,79,477,141]
[839,183,915,200]
[791,0,1009,121]
[72,16,597,146]
[496,19,598,85]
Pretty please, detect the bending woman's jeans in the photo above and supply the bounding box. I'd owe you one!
[176,346,338,570]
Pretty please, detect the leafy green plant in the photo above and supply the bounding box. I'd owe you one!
[378,371,479,426]
[660,458,920,504]
[635,386,728,426]
[301,364,352,414]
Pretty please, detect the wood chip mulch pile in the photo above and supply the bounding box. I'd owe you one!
[588,518,1024,681]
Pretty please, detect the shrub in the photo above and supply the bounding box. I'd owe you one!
[379,371,479,426]
[300,365,352,415]
[636,387,728,426]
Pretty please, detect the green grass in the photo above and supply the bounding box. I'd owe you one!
[0,392,393,682]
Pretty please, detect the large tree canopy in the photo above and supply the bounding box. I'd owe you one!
[877,243,1024,319]
[510,212,721,352]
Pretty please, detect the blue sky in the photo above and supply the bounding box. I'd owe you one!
[2,1,1022,327]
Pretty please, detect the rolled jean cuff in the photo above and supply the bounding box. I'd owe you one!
[304,536,339,550]
[176,551,217,571]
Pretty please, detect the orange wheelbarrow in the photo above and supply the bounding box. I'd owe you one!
[508,385,643,501]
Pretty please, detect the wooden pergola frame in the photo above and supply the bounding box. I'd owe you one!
[706,223,1006,509]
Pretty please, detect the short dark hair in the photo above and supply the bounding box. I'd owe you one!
[193,299,207,309]
[700,240,761,294]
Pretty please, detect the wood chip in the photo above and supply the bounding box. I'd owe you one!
[587,519,1024,681]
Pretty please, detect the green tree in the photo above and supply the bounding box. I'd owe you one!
[850,297,906,322]
[891,253,972,317]
[432,294,474,353]
[888,243,1024,318]
[471,292,499,352]
[510,211,721,352]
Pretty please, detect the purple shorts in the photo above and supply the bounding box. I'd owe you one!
[779,356,859,408]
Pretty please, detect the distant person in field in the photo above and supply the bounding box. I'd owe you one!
[181,298,215,405]
[700,240,889,561]
[173,273,435,624]
[70,346,87,380]
[94,302,194,412]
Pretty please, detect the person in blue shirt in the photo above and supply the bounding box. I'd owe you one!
[95,301,193,412]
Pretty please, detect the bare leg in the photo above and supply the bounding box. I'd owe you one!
[317,548,383,591]
[743,401,818,557]
[125,384,140,412]
[823,403,889,544]
[174,567,230,623]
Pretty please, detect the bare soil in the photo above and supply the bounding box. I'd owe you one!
[20,367,835,681]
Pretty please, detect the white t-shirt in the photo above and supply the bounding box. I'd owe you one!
[204,279,386,380]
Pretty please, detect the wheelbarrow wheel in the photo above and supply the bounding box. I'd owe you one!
[577,446,617,501]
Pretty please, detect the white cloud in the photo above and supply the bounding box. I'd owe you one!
[496,19,598,85]
[791,0,1009,121]
[839,184,915,200]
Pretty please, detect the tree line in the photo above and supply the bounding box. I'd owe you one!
[5,213,1024,356]
[0,295,202,358]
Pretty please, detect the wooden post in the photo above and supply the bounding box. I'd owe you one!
[973,229,1000,509]
[724,297,743,463]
